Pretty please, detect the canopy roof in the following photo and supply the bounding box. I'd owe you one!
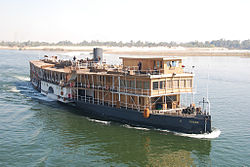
[119,56,182,61]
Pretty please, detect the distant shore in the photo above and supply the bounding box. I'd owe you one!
[1,45,250,57]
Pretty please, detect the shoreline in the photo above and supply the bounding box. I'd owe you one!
[1,45,250,57]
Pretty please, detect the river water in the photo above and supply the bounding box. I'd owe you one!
[0,50,249,166]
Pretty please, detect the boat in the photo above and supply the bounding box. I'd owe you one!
[29,48,212,134]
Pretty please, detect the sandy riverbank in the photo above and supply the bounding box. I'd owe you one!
[1,45,250,57]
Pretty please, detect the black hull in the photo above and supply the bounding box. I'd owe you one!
[75,101,212,134]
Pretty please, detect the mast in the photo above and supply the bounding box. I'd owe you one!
[206,66,210,115]
[192,65,195,104]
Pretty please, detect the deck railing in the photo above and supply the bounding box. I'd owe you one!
[76,95,205,117]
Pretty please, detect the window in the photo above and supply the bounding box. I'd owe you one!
[157,61,160,68]
[100,76,103,86]
[186,79,192,88]
[173,80,179,88]
[126,80,130,88]
[130,80,135,88]
[176,61,179,67]
[156,61,163,68]
[169,61,179,67]
[167,80,172,89]
[97,76,100,85]
[180,80,186,88]
[144,81,150,89]
[120,79,125,88]
[139,97,144,106]
[172,61,176,67]
[153,82,158,90]
[166,95,177,102]
[167,61,171,67]
[107,76,111,83]
[160,81,165,89]
[136,80,142,89]
[102,76,107,86]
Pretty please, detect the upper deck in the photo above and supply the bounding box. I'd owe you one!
[120,56,185,75]
[30,54,194,98]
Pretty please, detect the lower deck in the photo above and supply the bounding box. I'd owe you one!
[34,77,204,119]
[77,91,202,118]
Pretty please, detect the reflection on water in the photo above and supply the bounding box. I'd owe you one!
[31,100,211,166]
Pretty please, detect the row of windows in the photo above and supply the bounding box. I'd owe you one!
[120,80,150,89]
[153,81,165,90]
[153,80,192,90]
[80,75,191,90]
[154,60,163,68]
[83,75,110,85]
[166,61,180,67]
[81,76,150,89]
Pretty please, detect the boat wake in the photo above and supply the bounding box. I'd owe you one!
[122,124,220,139]
[155,129,171,133]
[136,127,221,139]
[13,75,30,81]
[87,118,111,125]
[34,95,56,102]
[46,93,58,101]
[8,86,21,93]
[27,91,56,102]
[175,128,221,139]
[123,124,150,131]
[155,127,221,139]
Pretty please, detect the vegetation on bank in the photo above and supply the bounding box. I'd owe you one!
[1,39,250,50]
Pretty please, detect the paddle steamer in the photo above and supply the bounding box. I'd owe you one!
[30,48,211,134]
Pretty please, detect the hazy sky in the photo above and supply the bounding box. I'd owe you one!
[0,0,250,42]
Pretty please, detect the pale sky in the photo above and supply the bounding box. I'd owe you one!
[0,0,249,42]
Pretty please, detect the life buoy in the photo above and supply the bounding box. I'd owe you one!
[143,108,150,118]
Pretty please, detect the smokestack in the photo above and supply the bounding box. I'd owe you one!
[93,48,103,63]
